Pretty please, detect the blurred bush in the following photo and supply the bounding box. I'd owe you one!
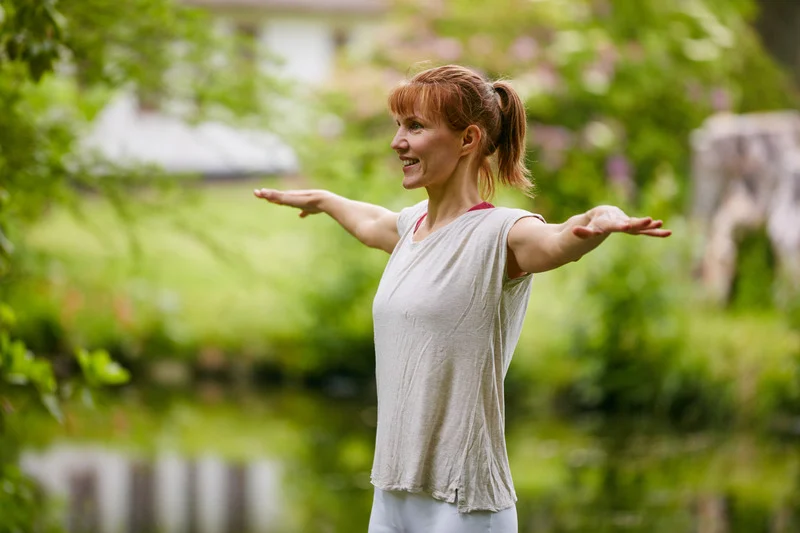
[325,0,798,218]
[0,0,285,529]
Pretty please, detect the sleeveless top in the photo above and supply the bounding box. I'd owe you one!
[371,199,543,513]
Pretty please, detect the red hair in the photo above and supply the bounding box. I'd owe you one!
[388,64,532,199]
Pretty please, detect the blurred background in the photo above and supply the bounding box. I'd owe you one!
[1,0,800,531]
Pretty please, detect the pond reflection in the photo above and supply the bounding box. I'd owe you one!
[22,447,282,533]
[19,390,800,533]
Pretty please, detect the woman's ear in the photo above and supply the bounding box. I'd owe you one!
[460,125,482,156]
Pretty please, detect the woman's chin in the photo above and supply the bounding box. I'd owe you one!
[402,178,423,190]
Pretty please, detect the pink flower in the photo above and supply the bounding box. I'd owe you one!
[433,38,463,62]
[510,36,539,62]
[711,87,732,112]
[606,154,636,199]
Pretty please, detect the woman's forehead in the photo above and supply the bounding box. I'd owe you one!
[393,110,423,121]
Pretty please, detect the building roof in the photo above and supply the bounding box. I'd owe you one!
[82,94,298,178]
[183,0,387,15]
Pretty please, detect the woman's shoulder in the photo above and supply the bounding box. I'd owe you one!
[400,199,428,220]
[396,200,429,235]
[483,205,545,224]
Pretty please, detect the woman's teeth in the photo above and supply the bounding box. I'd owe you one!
[403,159,419,167]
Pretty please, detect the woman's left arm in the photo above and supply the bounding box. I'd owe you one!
[508,206,671,274]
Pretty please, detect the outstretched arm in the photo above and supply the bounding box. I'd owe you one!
[508,205,671,274]
[254,188,400,253]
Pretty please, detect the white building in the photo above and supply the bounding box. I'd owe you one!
[83,0,388,178]
[186,0,388,84]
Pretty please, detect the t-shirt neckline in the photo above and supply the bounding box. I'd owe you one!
[411,201,495,244]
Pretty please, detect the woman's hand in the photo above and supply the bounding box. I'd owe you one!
[572,206,671,239]
[253,188,329,218]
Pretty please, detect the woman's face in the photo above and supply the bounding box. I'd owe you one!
[390,111,463,190]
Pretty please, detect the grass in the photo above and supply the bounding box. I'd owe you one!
[15,178,362,352]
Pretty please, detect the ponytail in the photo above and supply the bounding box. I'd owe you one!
[491,81,532,197]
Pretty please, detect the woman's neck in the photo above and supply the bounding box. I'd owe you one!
[423,159,482,228]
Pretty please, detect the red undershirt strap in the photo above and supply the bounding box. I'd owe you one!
[413,201,495,234]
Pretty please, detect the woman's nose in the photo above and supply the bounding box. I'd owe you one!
[390,130,407,151]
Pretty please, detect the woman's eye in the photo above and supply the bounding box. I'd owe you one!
[409,122,423,130]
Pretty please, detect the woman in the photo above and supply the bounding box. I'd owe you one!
[254,65,670,533]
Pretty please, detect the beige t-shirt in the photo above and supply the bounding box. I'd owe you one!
[371,200,542,513]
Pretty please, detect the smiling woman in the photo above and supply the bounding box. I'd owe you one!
[254,64,670,533]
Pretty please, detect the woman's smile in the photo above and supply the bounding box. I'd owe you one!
[401,157,420,173]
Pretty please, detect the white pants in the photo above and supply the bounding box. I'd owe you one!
[367,488,518,533]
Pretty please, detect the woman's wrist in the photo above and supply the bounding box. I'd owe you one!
[314,190,338,213]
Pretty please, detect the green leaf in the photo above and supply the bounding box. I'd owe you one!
[80,387,95,409]
[96,361,130,385]
[75,348,130,386]
[0,304,15,328]
[4,373,28,386]
[40,393,64,424]
[29,359,56,393]
[75,347,91,373]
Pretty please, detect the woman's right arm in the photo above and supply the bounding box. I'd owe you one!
[254,188,400,253]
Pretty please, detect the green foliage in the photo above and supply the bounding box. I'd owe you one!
[556,234,736,425]
[334,0,798,220]
[0,303,131,530]
[0,0,287,528]
[1,304,60,420]
[0,464,60,533]
[75,348,130,387]
[0,305,132,421]
[730,227,776,311]
[0,0,64,82]
[1,312,56,394]
[566,237,685,410]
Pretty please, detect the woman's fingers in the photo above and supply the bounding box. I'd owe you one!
[622,218,669,235]
[628,219,670,237]
[637,228,672,237]
[254,188,282,202]
[634,219,662,229]
[255,189,301,206]
[624,217,653,231]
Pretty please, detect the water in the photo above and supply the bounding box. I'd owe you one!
[19,388,800,532]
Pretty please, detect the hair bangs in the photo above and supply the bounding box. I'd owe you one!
[388,81,448,123]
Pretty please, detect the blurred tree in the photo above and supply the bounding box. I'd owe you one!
[0,0,281,528]
[324,0,798,220]
[754,0,800,86]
